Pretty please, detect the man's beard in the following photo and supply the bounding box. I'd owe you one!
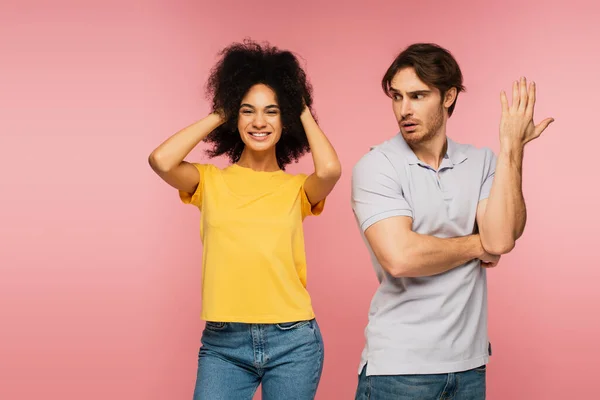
[403,104,444,145]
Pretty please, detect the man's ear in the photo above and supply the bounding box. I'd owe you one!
[444,87,458,109]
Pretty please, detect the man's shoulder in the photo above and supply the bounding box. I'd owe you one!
[354,136,408,173]
[450,138,496,164]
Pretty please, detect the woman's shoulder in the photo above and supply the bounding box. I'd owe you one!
[279,170,309,184]
[189,162,223,175]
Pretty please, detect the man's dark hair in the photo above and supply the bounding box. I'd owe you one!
[382,43,465,116]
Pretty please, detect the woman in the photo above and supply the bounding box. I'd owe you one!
[148,40,341,399]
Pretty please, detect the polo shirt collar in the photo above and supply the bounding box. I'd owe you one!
[392,133,467,168]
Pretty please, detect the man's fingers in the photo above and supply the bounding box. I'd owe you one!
[511,80,519,112]
[500,91,509,113]
[481,259,500,268]
[518,77,528,113]
[534,117,555,137]
[526,81,536,118]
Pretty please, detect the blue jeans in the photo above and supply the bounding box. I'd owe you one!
[355,364,486,400]
[193,319,324,400]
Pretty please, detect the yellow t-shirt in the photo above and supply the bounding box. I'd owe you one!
[179,163,325,323]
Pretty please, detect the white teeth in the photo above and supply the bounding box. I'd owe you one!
[251,133,269,137]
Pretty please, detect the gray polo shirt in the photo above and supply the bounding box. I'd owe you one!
[351,133,497,376]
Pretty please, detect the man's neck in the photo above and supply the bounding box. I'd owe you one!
[410,132,448,170]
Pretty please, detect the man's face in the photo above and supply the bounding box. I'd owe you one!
[389,67,451,145]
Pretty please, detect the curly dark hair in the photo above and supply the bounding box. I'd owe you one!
[204,39,315,169]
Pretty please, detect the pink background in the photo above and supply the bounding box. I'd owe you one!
[2,0,599,399]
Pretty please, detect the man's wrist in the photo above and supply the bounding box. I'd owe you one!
[499,141,525,161]
[470,234,485,259]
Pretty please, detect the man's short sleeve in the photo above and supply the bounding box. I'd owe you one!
[479,148,497,202]
[351,151,413,232]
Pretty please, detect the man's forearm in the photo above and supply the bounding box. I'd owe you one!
[480,146,527,254]
[393,233,483,277]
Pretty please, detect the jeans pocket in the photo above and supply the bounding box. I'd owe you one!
[204,321,228,331]
[275,320,311,331]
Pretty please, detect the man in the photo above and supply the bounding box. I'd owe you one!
[351,43,553,399]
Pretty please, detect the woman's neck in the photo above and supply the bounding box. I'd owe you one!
[236,148,280,172]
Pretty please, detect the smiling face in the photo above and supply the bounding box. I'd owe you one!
[389,67,456,146]
[237,84,282,153]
